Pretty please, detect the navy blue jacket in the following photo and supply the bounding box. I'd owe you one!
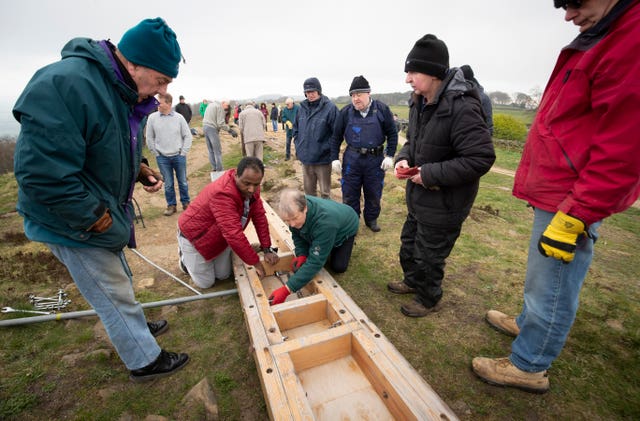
[293,95,338,165]
[330,99,398,161]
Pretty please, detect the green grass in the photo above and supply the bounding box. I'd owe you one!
[1,138,639,420]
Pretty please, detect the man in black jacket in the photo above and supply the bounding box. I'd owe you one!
[387,34,495,317]
[174,95,197,136]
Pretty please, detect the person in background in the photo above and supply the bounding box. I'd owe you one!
[281,97,299,161]
[233,103,241,125]
[460,64,493,135]
[270,102,279,132]
[146,92,192,216]
[238,101,266,161]
[259,102,269,131]
[199,99,208,117]
[202,99,238,176]
[388,34,495,318]
[293,77,338,199]
[174,95,191,122]
[472,0,640,394]
[177,157,279,288]
[331,75,398,232]
[13,17,190,382]
[269,188,359,305]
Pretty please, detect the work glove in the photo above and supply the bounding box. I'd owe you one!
[380,156,394,171]
[291,255,307,272]
[137,162,163,186]
[331,160,342,174]
[538,211,586,263]
[87,209,112,233]
[269,285,290,305]
[228,128,239,138]
[285,121,293,130]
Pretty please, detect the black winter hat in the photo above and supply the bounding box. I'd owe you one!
[303,77,322,93]
[349,75,371,95]
[404,34,449,80]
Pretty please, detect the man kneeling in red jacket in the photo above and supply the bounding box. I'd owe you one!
[177,157,279,288]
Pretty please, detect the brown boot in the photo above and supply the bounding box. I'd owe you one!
[182,202,190,211]
[472,357,549,394]
[485,310,520,337]
[163,205,177,216]
[387,281,416,295]
[400,300,438,317]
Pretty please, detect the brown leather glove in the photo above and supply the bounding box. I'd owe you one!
[137,162,163,186]
[87,209,112,233]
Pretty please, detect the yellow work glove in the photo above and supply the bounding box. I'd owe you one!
[285,121,293,130]
[537,211,586,263]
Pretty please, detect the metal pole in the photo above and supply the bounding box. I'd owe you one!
[129,248,202,296]
[0,288,238,327]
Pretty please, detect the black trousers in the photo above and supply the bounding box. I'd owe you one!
[399,213,462,307]
[328,234,356,273]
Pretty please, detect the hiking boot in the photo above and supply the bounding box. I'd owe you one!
[129,349,190,383]
[486,310,520,337]
[147,320,169,337]
[365,219,381,232]
[182,202,190,211]
[163,205,177,216]
[471,357,549,394]
[387,281,416,295]
[400,300,438,318]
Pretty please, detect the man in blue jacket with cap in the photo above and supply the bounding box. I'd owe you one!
[13,18,190,382]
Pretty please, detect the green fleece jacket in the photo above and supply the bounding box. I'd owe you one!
[287,196,359,292]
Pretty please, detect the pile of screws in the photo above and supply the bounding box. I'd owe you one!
[29,289,71,311]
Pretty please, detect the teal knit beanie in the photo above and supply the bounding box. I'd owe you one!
[118,17,181,78]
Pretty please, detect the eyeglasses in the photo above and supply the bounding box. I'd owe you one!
[561,0,583,10]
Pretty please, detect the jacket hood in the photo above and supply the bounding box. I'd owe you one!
[61,38,139,105]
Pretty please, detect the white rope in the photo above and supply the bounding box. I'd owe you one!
[129,248,202,296]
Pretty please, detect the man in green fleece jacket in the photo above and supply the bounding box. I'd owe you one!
[269,189,359,305]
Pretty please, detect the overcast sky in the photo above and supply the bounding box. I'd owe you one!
[1,1,578,134]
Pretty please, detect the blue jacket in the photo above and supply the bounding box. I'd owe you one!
[293,95,338,165]
[13,38,153,250]
[330,99,398,161]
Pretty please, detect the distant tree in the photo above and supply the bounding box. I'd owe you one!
[529,86,543,110]
[514,92,535,109]
[0,137,16,174]
[489,91,512,105]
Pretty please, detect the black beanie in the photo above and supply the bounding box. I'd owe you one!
[349,75,371,95]
[303,77,322,93]
[404,34,449,80]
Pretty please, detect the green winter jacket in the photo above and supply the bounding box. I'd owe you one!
[13,38,145,251]
[287,196,359,292]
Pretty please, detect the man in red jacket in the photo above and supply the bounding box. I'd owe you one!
[177,157,279,288]
[472,0,640,394]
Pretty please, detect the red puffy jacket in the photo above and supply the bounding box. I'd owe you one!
[513,0,640,225]
[178,169,271,264]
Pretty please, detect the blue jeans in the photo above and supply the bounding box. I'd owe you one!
[285,128,293,159]
[510,208,600,372]
[47,244,161,369]
[203,125,223,171]
[271,119,278,132]
[156,154,190,206]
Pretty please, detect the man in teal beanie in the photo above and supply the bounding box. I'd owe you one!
[13,18,189,382]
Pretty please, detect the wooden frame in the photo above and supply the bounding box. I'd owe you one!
[233,199,458,420]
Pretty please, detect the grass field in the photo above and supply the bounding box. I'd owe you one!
[1,130,638,419]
